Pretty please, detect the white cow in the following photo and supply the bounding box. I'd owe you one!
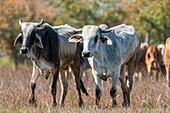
[69,24,140,107]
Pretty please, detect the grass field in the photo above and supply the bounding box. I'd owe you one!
[0,64,170,113]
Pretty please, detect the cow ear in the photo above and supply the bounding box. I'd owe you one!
[19,19,23,25]
[14,33,22,47]
[68,34,82,43]
[35,33,44,48]
[100,36,112,45]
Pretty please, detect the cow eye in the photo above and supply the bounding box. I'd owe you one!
[94,35,98,43]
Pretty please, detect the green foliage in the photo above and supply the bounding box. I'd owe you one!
[0,0,56,58]
[53,0,125,27]
[0,107,6,113]
[0,56,14,66]
[122,0,170,44]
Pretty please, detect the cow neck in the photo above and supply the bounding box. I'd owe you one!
[93,49,104,67]
[31,29,60,65]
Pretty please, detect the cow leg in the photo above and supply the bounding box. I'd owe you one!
[93,71,102,107]
[110,67,120,107]
[165,66,170,87]
[146,65,152,79]
[80,78,89,96]
[50,67,59,107]
[167,66,170,88]
[119,65,128,107]
[59,70,68,107]
[78,69,88,94]
[81,67,89,82]
[84,70,89,81]
[29,65,40,106]
[119,73,130,108]
[121,54,137,107]
[156,70,160,81]
[66,67,72,79]
[127,56,137,92]
[77,66,89,95]
[70,63,84,107]
[161,64,166,78]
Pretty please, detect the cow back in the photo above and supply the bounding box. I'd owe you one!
[53,26,79,68]
[101,25,140,65]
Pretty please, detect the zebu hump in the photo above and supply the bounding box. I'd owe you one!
[111,24,135,36]
[53,26,79,68]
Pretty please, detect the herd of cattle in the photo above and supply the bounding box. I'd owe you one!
[14,19,170,108]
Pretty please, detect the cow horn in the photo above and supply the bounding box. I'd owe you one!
[19,19,23,25]
[100,28,112,33]
[74,28,82,32]
[37,19,44,27]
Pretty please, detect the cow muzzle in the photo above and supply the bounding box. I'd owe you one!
[20,47,29,54]
[151,60,158,70]
[82,51,91,58]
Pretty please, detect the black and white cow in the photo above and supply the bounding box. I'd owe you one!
[69,24,140,107]
[14,19,88,107]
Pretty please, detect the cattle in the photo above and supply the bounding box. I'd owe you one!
[145,45,163,80]
[164,38,170,87]
[157,44,166,76]
[135,42,149,80]
[79,24,109,81]
[136,42,149,70]
[14,19,88,107]
[99,24,109,30]
[69,24,140,107]
[157,44,165,60]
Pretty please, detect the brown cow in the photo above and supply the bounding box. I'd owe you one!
[164,38,170,87]
[145,45,163,80]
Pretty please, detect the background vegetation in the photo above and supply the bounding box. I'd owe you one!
[1,0,170,63]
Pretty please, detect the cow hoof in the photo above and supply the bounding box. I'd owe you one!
[79,100,84,107]
[122,102,130,108]
[60,104,65,108]
[94,105,101,109]
[79,104,84,107]
[112,102,118,107]
[52,103,57,107]
[29,98,36,103]
[29,99,37,107]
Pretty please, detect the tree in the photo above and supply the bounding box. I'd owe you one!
[0,0,56,68]
[53,0,125,27]
[122,0,170,44]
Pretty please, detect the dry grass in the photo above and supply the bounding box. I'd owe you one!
[0,65,170,113]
